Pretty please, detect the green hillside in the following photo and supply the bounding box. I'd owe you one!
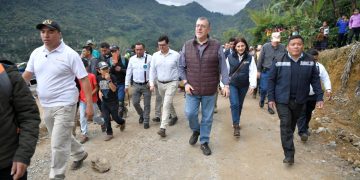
[0,0,266,62]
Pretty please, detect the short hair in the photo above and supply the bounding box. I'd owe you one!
[82,45,93,54]
[197,17,211,27]
[233,37,249,53]
[135,42,145,48]
[229,37,236,43]
[158,35,169,44]
[100,42,110,49]
[81,58,89,68]
[307,49,319,56]
[288,35,304,44]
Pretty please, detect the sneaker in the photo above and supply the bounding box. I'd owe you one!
[259,101,264,108]
[200,143,212,156]
[189,131,200,145]
[79,135,89,144]
[233,124,240,137]
[300,134,308,142]
[169,116,178,126]
[139,116,144,124]
[144,123,150,129]
[70,152,88,170]
[283,156,294,165]
[100,125,106,133]
[157,128,166,137]
[152,117,160,122]
[104,134,113,141]
[268,107,275,114]
[116,120,126,132]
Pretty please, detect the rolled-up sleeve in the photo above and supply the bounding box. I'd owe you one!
[178,44,187,81]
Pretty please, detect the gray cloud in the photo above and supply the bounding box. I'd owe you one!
[156,0,251,15]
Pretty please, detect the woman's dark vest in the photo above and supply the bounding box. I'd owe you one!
[228,53,251,88]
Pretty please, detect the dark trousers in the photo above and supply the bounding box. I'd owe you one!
[102,101,125,135]
[297,97,316,136]
[276,100,305,158]
[0,166,27,180]
[337,33,347,47]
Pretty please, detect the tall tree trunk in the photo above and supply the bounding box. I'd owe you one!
[331,0,339,18]
[351,0,357,11]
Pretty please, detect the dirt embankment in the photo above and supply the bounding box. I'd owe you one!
[312,42,360,168]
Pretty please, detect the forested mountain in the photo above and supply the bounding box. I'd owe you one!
[0,0,266,63]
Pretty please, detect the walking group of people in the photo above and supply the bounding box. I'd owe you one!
[1,16,334,179]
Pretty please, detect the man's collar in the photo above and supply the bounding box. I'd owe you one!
[193,35,210,45]
[287,52,304,62]
[42,41,65,53]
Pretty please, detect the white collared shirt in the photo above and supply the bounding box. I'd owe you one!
[125,54,152,87]
[309,62,331,95]
[149,49,180,86]
[26,41,88,107]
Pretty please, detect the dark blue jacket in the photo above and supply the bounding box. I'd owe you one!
[336,19,349,34]
[268,53,323,104]
[228,52,251,88]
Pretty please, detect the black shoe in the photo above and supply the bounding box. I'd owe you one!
[189,131,200,145]
[144,123,150,129]
[300,134,308,142]
[70,152,88,170]
[157,128,166,137]
[233,124,240,137]
[119,120,126,132]
[200,143,212,156]
[139,116,144,124]
[152,117,160,122]
[268,108,275,114]
[259,101,264,108]
[283,157,294,165]
[169,116,178,126]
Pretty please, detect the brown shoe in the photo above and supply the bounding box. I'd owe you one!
[157,128,166,137]
[116,121,126,132]
[233,124,240,137]
[79,135,89,144]
[70,152,88,170]
[104,135,113,141]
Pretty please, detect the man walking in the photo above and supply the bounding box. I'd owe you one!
[0,60,40,180]
[179,17,230,156]
[149,35,180,137]
[22,19,94,179]
[257,32,286,114]
[125,42,152,129]
[268,35,323,165]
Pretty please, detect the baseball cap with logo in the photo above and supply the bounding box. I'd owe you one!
[36,19,61,32]
[271,32,281,42]
[110,45,119,52]
[86,40,94,45]
[97,61,109,70]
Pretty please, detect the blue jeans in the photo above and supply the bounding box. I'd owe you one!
[259,70,269,103]
[229,85,248,125]
[79,101,99,135]
[117,83,125,102]
[185,94,216,144]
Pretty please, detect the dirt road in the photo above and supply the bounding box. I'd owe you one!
[28,92,360,179]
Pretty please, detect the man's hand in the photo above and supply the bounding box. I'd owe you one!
[185,83,194,95]
[149,85,155,92]
[125,87,129,93]
[268,101,276,110]
[11,161,27,180]
[257,72,261,79]
[104,73,111,81]
[222,85,230,98]
[326,90,332,101]
[247,87,255,95]
[316,101,324,109]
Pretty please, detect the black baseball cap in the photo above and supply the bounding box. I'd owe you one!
[110,45,119,51]
[36,19,61,32]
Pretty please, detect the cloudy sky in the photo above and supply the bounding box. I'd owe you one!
[155,0,251,15]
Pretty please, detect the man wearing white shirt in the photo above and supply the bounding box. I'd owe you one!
[149,35,180,137]
[125,42,152,129]
[297,49,331,142]
[22,19,93,179]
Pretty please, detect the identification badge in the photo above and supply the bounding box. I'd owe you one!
[143,64,148,69]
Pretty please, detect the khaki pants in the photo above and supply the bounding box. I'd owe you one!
[43,105,86,179]
[157,81,178,129]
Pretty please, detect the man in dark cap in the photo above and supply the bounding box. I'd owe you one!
[22,19,94,179]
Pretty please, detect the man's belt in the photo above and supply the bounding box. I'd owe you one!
[134,81,148,85]
[158,80,174,84]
